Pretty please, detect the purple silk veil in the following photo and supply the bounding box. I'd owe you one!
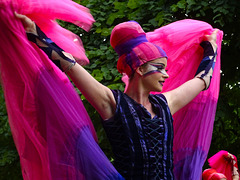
[146,19,223,179]
[0,1,123,180]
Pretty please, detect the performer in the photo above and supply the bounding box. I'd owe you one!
[15,14,219,179]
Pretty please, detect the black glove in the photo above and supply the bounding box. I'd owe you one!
[27,24,76,72]
[195,41,217,90]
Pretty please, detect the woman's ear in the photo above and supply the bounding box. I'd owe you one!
[135,66,144,76]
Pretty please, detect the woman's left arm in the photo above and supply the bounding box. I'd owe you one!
[163,30,218,115]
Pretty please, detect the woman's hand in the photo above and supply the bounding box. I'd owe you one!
[204,29,218,50]
[14,12,37,34]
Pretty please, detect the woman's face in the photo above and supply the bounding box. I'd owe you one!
[140,57,169,92]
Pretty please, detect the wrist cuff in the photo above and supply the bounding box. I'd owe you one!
[201,41,215,57]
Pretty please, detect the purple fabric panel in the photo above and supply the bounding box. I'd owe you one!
[173,147,207,180]
[36,68,121,179]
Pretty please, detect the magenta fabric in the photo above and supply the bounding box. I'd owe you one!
[202,168,227,180]
[146,19,223,179]
[0,1,123,180]
[211,173,227,180]
[14,0,95,65]
[208,150,238,180]
[110,21,167,77]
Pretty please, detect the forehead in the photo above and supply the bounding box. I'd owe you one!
[149,57,167,66]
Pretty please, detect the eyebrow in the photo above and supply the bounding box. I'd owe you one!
[149,63,166,67]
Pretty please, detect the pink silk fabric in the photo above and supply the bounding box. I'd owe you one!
[208,150,238,180]
[14,0,95,65]
[0,0,123,180]
[146,19,223,179]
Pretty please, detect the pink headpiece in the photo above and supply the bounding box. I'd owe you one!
[110,21,167,77]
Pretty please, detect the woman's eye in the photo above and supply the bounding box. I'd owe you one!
[154,66,164,71]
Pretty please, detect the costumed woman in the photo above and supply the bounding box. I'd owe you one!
[15,12,219,179]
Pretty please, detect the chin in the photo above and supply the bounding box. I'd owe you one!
[151,88,162,93]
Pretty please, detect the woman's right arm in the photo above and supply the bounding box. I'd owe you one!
[66,64,116,120]
[15,12,116,120]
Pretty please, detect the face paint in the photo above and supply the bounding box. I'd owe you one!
[143,63,168,77]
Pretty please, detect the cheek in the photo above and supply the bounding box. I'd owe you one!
[143,65,160,77]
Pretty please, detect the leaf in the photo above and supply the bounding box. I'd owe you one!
[101,28,111,36]
[95,28,102,33]
[213,13,221,20]
[94,22,101,27]
[128,9,140,20]
[107,13,117,25]
[170,4,178,12]
[114,1,126,10]
[200,1,208,7]
[177,0,186,9]
[200,9,206,16]
[100,45,108,50]
[156,12,164,26]
[186,0,195,6]
[91,69,103,81]
[128,0,138,9]
[148,18,158,27]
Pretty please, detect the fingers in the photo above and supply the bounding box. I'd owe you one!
[14,12,36,34]
[205,29,218,41]
[211,29,219,35]
[210,29,218,40]
[203,29,218,50]
[14,11,24,19]
[228,152,234,160]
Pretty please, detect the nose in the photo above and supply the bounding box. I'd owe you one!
[162,69,169,78]
[163,71,169,78]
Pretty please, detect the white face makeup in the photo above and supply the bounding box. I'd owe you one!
[143,62,168,76]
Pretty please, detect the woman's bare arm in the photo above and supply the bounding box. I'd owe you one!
[66,64,116,120]
[163,78,205,115]
[15,12,116,120]
[163,30,218,115]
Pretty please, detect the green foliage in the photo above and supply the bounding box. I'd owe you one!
[0,86,21,179]
[0,0,240,178]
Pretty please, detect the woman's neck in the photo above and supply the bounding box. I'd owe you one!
[125,78,150,106]
[125,78,157,119]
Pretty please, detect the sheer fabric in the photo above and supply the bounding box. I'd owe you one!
[146,19,223,179]
[13,0,95,65]
[0,1,123,179]
[208,150,238,180]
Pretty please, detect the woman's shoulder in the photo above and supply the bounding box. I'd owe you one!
[150,93,168,105]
